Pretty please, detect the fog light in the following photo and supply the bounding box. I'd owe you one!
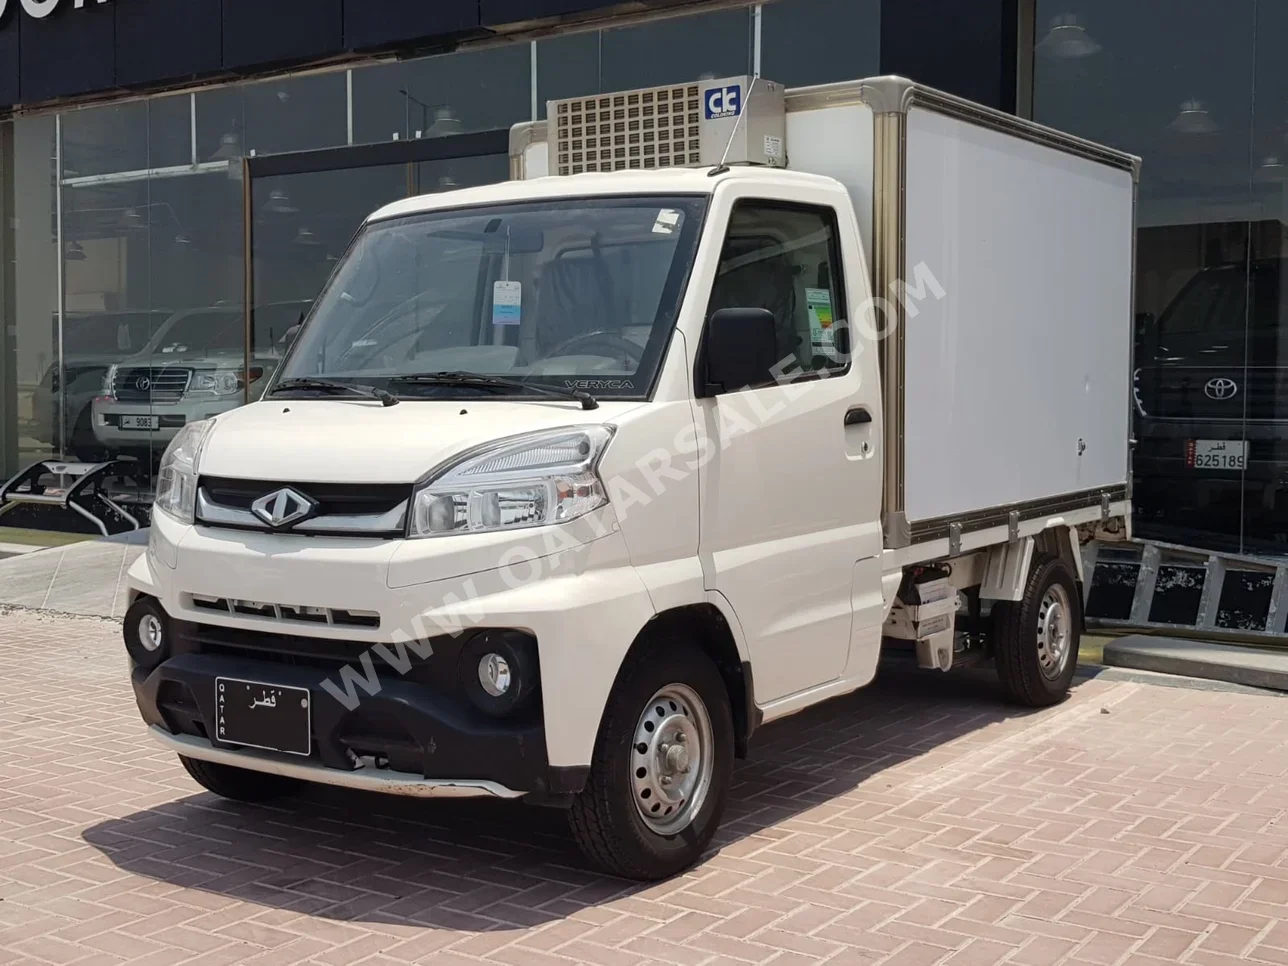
[459,630,539,717]
[479,653,512,697]
[123,596,170,669]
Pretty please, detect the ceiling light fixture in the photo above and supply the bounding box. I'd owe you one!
[1169,99,1218,135]
[1035,13,1102,59]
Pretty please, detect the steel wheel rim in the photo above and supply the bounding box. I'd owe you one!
[139,613,163,652]
[630,683,714,836]
[1036,583,1073,680]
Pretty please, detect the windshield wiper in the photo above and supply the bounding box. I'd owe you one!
[269,377,400,407]
[387,371,598,410]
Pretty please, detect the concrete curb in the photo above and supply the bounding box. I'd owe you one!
[1103,635,1288,693]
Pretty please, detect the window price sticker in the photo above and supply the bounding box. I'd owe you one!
[492,280,522,325]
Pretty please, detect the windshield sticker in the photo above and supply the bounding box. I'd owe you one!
[565,378,635,391]
[652,209,681,234]
[806,287,840,360]
[492,280,523,326]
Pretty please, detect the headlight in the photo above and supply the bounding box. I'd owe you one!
[153,420,215,523]
[188,369,243,396]
[409,425,614,538]
[101,364,118,399]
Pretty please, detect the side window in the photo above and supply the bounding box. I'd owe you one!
[706,201,847,373]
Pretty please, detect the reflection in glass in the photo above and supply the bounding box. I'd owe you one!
[415,155,510,196]
[2,118,59,480]
[1035,0,1266,553]
[244,73,348,157]
[1034,13,1102,59]
[353,46,531,145]
[760,0,880,88]
[253,165,410,363]
[536,8,754,116]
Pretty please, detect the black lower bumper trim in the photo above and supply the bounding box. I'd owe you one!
[134,650,551,794]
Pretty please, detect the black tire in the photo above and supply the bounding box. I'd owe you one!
[179,756,300,803]
[568,639,734,880]
[992,553,1081,707]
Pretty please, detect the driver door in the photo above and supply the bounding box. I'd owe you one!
[694,187,884,704]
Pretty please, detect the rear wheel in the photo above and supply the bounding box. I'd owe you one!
[992,553,1080,707]
[179,756,300,803]
[568,640,734,880]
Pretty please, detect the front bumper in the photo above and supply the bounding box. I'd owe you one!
[133,618,573,799]
[130,509,656,773]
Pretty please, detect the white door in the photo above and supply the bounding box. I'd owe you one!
[694,187,884,703]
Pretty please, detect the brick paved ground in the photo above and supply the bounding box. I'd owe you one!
[3,606,1288,966]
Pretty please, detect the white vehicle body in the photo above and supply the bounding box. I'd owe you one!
[123,76,1137,879]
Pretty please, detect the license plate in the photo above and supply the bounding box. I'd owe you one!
[215,678,311,756]
[119,414,160,430]
[1186,439,1246,470]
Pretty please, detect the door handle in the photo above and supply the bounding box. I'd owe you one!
[844,406,872,426]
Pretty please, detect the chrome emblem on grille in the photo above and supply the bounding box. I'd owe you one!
[250,487,316,528]
[135,376,152,391]
[1204,377,1238,400]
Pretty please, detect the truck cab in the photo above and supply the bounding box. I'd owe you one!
[121,75,1135,881]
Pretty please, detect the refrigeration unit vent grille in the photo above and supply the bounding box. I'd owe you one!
[549,83,702,175]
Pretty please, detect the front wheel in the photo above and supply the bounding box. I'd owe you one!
[568,641,734,880]
[991,553,1081,707]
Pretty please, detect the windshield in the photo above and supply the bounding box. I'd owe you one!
[276,195,708,399]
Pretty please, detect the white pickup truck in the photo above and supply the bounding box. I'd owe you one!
[122,75,1138,880]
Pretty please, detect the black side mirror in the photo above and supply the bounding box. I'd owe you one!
[702,307,779,395]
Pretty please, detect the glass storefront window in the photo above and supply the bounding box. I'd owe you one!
[1,118,59,482]
[352,44,533,146]
[536,7,755,117]
[760,0,881,87]
[1034,1,1277,554]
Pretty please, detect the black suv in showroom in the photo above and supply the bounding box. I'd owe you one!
[1134,258,1288,554]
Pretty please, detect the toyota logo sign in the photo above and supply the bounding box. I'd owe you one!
[1204,377,1238,401]
[135,376,152,392]
[0,0,110,21]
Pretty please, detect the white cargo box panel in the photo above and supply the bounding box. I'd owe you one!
[781,78,1136,547]
[901,106,1134,525]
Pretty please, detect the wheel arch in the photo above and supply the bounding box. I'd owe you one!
[615,603,760,759]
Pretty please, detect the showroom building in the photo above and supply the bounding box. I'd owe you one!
[0,0,1282,556]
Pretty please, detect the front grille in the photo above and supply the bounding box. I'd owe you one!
[188,594,380,628]
[196,477,412,536]
[114,366,192,402]
[1138,366,1288,421]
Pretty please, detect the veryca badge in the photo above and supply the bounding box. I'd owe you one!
[704,84,742,120]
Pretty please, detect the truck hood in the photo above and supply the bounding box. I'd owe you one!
[198,398,643,482]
